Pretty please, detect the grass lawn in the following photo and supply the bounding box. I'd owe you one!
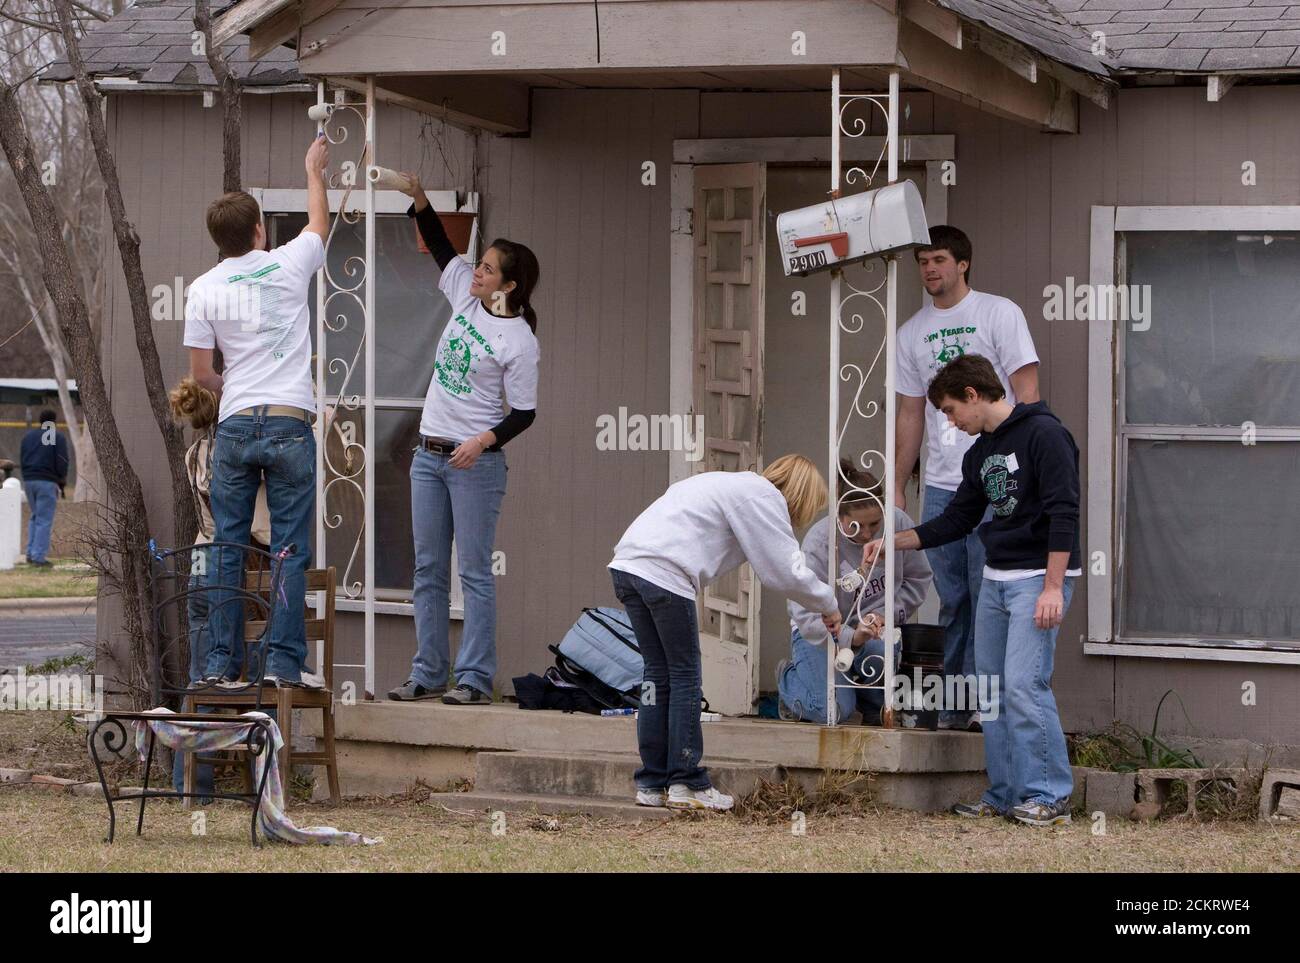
[1,710,1296,872]
[0,560,97,599]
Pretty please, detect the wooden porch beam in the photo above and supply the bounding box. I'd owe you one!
[897,19,1077,133]
[1207,74,1237,102]
[329,75,530,135]
[963,23,1036,84]
[248,0,346,60]
[213,0,296,46]
[902,0,962,50]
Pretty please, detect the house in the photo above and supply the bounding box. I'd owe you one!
[45,0,1300,786]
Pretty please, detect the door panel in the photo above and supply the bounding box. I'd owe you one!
[693,162,765,716]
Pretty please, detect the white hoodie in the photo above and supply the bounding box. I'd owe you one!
[609,471,838,615]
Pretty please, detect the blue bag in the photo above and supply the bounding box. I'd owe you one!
[549,607,643,709]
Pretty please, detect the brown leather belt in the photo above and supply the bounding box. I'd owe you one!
[233,405,312,422]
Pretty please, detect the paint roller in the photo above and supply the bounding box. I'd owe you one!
[366,165,413,192]
[307,103,334,123]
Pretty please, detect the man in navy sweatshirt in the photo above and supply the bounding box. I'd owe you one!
[864,354,1081,827]
[20,409,69,568]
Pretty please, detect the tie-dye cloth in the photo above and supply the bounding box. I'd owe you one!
[134,707,380,846]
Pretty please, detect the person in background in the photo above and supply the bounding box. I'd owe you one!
[20,408,69,568]
[865,354,1082,828]
[167,376,271,800]
[779,459,932,726]
[386,172,541,707]
[609,454,842,812]
[185,135,329,686]
[894,225,1041,731]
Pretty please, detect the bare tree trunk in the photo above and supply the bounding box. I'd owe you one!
[194,0,241,194]
[0,77,155,707]
[50,0,198,553]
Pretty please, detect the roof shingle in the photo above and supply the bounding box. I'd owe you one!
[40,0,303,87]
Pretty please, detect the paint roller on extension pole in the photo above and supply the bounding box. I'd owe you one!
[366,165,412,192]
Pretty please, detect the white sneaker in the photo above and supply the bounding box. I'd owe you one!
[667,784,734,812]
[635,788,666,807]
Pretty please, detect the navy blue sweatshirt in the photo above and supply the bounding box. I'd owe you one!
[20,426,70,487]
[912,401,1081,571]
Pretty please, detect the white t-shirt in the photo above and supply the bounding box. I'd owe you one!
[183,232,325,423]
[420,256,541,442]
[896,289,1039,492]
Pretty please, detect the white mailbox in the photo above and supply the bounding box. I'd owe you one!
[776,179,930,277]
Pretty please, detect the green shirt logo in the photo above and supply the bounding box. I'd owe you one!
[435,314,496,397]
[980,452,1019,517]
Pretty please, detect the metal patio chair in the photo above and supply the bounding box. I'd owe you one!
[88,540,293,847]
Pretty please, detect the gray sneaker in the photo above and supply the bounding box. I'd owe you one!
[387,679,447,701]
[441,683,491,705]
[952,799,1008,819]
[1011,799,1072,827]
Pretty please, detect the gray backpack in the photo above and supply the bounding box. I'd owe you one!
[549,607,643,709]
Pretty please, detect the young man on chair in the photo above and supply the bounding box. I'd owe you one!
[184,135,330,687]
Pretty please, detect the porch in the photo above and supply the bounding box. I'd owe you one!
[302,701,988,815]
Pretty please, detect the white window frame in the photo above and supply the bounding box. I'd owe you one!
[1087,205,1300,665]
[252,186,479,619]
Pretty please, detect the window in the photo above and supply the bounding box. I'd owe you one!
[259,189,478,614]
[1089,208,1300,662]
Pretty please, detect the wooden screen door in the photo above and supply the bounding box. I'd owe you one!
[692,162,766,716]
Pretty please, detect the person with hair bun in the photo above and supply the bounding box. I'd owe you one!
[387,174,541,707]
[167,376,270,800]
[608,454,842,812]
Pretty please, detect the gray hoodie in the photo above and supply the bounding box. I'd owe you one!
[787,509,933,648]
[610,470,838,615]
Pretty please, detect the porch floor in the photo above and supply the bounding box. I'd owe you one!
[304,702,989,813]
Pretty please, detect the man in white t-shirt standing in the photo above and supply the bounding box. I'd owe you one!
[183,136,330,686]
[894,226,1040,730]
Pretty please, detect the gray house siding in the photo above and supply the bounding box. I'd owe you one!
[98,83,1299,746]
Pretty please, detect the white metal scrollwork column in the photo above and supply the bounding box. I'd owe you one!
[826,69,900,728]
[315,79,377,699]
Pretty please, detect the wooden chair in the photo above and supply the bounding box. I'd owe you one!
[183,566,340,804]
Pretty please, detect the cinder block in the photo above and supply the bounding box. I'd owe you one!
[1258,768,1300,822]
[1136,767,1247,819]
[69,782,105,798]
[1084,769,1137,818]
[0,768,32,784]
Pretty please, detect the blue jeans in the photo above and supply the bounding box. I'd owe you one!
[24,479,59,563]
[922,484,991,725]
[408,447,507,696]
[207,412,315,683]
[974,575,1076,811]
[610,569,709,791]
[778,627,897,725]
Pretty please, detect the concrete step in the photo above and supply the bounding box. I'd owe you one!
[427,789,676,823]
[474,750,781,800]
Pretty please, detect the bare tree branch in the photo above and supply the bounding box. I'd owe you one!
[50,0,198,554]
[0,71,155,708]
[193,0,241,193]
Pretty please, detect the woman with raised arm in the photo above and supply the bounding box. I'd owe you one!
[387,174,541,707]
